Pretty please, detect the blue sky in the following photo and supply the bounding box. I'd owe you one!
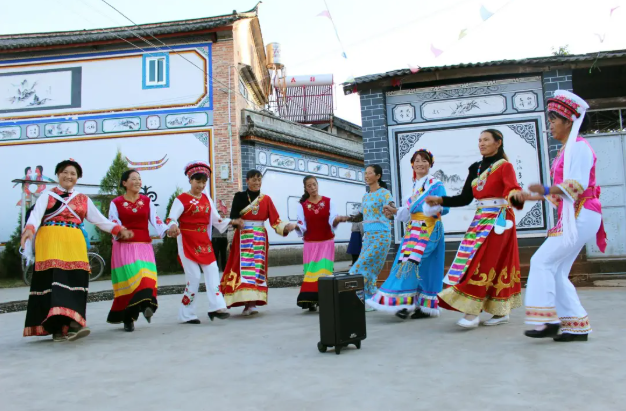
[2,0,625,124]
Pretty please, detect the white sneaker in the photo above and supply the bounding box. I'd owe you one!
[482,315,509,326]
[456,316,480,329]
[242,307,251,316]
[249,306,259,315]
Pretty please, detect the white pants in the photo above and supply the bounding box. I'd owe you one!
[178,254,227,322]
[524,208,601,334]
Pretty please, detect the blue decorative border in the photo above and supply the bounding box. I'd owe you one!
[0,43,213,126]
[142,52,170,89]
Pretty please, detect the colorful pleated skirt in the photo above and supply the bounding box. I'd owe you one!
[24,224,89,337]
[297,239,335,308]
[107,241,158,324]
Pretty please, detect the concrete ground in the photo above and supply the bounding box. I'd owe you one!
[0,287,625,411]
[0,260,351,304]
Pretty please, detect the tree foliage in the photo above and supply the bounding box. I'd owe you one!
[95,150,129,275]
[155,188,182,273]
[0,213,23,279]
[551,45,570,56]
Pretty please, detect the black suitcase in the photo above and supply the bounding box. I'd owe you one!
[317,273,366,355]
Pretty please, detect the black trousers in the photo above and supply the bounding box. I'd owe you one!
[212,237,228,272]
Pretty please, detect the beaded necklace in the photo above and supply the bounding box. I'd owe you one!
[475,162,494,191]
[247,191,260,215]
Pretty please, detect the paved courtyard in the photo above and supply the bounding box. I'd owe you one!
[1,287,625,411]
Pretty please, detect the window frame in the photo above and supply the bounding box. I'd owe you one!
[142,52,170,89]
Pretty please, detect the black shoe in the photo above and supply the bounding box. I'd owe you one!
[524,323,560,338]
[185,319,201,324]
[124,322,134,332]
[208,311,230,321]
[143,307,154,324]
[308,304,318,312]
[410,309,430,319]
[553,333,588,342]
[395,309,410,320]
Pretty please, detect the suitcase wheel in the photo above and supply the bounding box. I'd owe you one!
[335,345,342,355]
[355,341,361,349]
[317,342,327,353]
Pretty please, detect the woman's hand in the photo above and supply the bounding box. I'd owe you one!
[283,223,297,235]
[20,229,34,249]
[168,224,180,238]
[382,205,397,218]
[118,229,134,240]
[528,184,545,195]
[332,215,349,226]
[230,218,244,230]
[424,196,443,206]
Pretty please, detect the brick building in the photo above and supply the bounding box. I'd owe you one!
[0,5,365,262]
[344,50,626,281]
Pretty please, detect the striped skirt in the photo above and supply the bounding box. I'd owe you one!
[24,225,89,337]
[297,239,335,308]
[107,241,158,324]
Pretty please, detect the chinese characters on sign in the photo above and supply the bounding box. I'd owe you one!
[513,92,538,112]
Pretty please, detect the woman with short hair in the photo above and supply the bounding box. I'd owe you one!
[21,159,133,341]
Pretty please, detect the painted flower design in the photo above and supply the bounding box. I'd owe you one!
[182,295,191,306]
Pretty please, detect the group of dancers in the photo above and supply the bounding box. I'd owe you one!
[19,90,606,344]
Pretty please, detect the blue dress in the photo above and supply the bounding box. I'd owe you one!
[349,187,393,300]
[366,176,448,315]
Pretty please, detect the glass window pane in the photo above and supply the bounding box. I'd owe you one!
[581,109,622,134]
[148,60,156,83]
[157,59,164,83]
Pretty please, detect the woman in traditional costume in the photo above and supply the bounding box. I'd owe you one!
[523,91,606,342]
[219,169,296,315]
[295,175,349,311]
[107,170,168,332]
[21,159,133,342]
[166,161,234,324]
[368,149,449,319]
[349,164,394,308]
[426,129,525,328]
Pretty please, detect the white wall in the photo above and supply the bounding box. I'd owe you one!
[0,132,211,242]
[260,169,366,245]
[1,48,209,120]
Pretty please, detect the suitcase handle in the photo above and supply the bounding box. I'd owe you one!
[345,281,358,289]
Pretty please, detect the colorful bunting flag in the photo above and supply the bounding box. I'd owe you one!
[408,64,421,73]
[431,44,443,58]
[317,10,332,19]
[459,28,468,40]
[480,5,494,21]
[610,5,620,16]
[342,52,348,59]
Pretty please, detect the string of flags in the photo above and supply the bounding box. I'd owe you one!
[429,2,506,60]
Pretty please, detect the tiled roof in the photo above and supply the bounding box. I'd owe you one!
[0,4,260,50]
[343,49,626,90]
[240,110,363,161]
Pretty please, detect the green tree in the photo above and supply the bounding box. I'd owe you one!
[0,213,23,279]
[95,150,129,275]
[551,45,570,56]
[155,188,182,273]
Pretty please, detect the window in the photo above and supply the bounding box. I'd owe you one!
[581,108,625,135]
[142,53,169,89]
[239,78,249,100]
